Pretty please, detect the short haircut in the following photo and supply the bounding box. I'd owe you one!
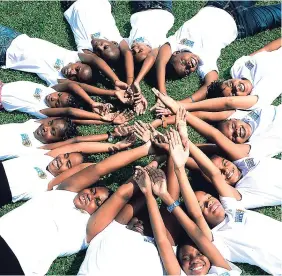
[58,117,78,140]
[66,94,78,108]
[206,80,224,99]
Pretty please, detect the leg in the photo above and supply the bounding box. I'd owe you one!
[0,25,21,66]
[0,163,12,207]
[233,3,281,38]
[131,1,172,14]
[61,0,76,12]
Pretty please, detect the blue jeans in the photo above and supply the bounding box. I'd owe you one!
[131,1,173,14]
[0,25,21,66]
[206,1,281,38]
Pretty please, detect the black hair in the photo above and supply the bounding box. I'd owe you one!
[56,117,78,140]
[206,80,224,99]
[66,94,78,108]
[90,183,114,199]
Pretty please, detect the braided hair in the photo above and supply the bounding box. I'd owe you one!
[66,94,78,108]
[206,80,224,99]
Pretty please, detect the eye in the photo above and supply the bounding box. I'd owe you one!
[182,255,190,261]
[51,128,56,136]
[48,120,53,126]
[58,92,62,97]
[67,160,72,169]
[196,252,203,256]
[95,198,102,207]
[64,153,69,158]
[104,45,109,50]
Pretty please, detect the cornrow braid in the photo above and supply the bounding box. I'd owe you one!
[206,80,224,99]
[66,94,78,108]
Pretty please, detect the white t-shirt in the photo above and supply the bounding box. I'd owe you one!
[64,0,123,52]
[126,9,174,50]
[0,190,89,275]
[167,7,237,79]
[212,197,282,275]
[231,48,282,109]
[0,119,45,161]
[3,154,54,202]
[3,34,80,86]
[1,81,55,118]
[78,220,164,276]
[229,105,282,158]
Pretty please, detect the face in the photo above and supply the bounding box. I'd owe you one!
[219,119,252,143]
[195,191,225,228]
[131,43,151,63]
[92,38,119,61]
[126,217,145,235]
[61,62,92,83]
[34,119,67,144]
[221,78,253,97]
[171,51,199,77]
[45,92,71,108]
[47,152,83,176]
[179,244,211,275]
[73,186,110,215]
[211,155,242,186]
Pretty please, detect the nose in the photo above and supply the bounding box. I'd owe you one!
[207,200,213,208]
[137,219,144,225]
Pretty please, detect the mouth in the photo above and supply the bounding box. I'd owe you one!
[226,168,234,180]
[52,158,61,170]
[190,57,197,68]
[209,202,221,214]
[190,261,205,273]
[132,223,144,235]
[240,126,246,138]
[79,193,91,206]
[37,126,44,137]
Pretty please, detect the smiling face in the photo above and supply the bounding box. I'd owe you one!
[91,38,120,63]
[210,155,242,186]
[221,78,253,97]
[170,51,199,78]
[47,152,83,176]
[45,92,71,108]
[61,62,92,83]
[131,43,152,63]
[218,119,252,143]
[178,243,211,275]
[33,118,67,144]
[195,191,225,228]
[73,186,110,215]
[126,217,145,235]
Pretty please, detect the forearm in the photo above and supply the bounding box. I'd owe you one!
[66,82,95,106]
[42,137,77,150]
[124,50,134,85]
[250,38,282,55]
[71,119,110,125]
[135,52,157,84]
[77,82,116,96]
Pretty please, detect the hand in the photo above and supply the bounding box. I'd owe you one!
[155,106,172,117]
[114,134,136,151]
[146,166,168,198]
[168,129,190,169]
[92,102,113,116]
[150,131,169,152]
[175,107,188,144]
[113,125,134,137]
[113,110,135,125]
[151,88,180,114]
[115,89,134,105]
[133,166,152,195]
[133,120,152,142]
[114,80,128,91]
[150,98,165,112]
[132,83,148,115]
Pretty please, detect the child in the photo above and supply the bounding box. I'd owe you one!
[0,24,127,87]
[154,1,281,104]
[0,117,77,161]
[0,80,134,123]
[64,0,134,86]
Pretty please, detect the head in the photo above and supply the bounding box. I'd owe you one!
[178,241,211,275]
[61,62,93,83]
[47,152,84,176]
[91,38,120,64]
[217,119,252,144]
[45,92,77,108]
[131,42,152,63]
[207,79,253,98]
[210,155,242,186]
[195,191,225,228]
[73,185,111,215]
[126,217,145,235]
[33,118,77,144]
[169,51,199,78]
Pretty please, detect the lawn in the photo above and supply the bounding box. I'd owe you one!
[0,1,281,274]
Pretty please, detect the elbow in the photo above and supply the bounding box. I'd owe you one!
[66,107,75,116]
[225,98,236,110]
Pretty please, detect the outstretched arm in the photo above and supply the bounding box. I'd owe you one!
[119,40,134,85]
[250,37,282,56]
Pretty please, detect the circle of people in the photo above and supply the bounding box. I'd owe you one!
[0,0,281,275]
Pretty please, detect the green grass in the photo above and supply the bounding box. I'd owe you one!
[0,1,281,274]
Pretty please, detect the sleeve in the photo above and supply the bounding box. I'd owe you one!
[230,55,251,79]
[208,264,241,275]
[197,54,219,79]
[166,33,179,54]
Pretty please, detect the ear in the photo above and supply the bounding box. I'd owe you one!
[172,51,180,56]
[111,41,119,46]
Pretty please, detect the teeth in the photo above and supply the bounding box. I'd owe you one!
[191,266,203,271]
[226,170,234,179]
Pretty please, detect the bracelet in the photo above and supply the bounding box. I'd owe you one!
[167,200,180,213]
[107,131,114,142]
[161,115,168,128]
[189,95,195,103]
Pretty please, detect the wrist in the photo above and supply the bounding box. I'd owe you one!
[113,79,119,86]
[107,131,114,142]
[160,192,173,205]
[174,166,186,173]
[166,199,181,213]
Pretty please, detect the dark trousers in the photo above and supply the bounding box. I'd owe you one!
[0,162,12,207]
[0,25,21,66]
[0,236,24,275]
[206,1,281,38]
[131,1,173,14]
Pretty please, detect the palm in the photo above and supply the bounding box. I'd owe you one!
[170,144,189,169]
[149,168,167,197]
[133,167,152,194]
[113,125,134,137]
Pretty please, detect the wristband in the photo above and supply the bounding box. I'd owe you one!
[189,95,195,103]
[161,115,168,128]
[107,131,114,142]
[167,200,180,213]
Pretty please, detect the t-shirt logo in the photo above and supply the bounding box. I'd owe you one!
[143,236,155,244]
[34,167,47,179]
[235,209,245,223]
[245,60,254,71]
[20,133,32,147]
[54,59,64,71]
[219,273,230,276]
[180,38,194,47]
[133,37,145,43]
[248,110,259,122]
[91,32,100,39]
[33,88,42,101]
